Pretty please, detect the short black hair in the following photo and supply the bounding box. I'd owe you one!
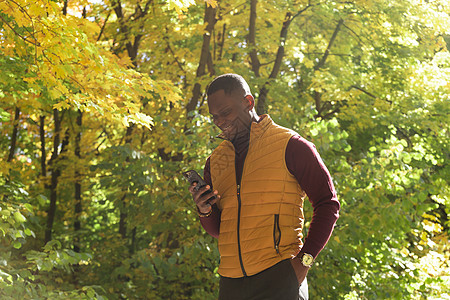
[206,73,251,96]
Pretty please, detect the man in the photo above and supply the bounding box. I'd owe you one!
[188,74,340,299]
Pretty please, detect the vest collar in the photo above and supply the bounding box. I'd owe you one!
[216,114,273,142]
[249,114,272,142]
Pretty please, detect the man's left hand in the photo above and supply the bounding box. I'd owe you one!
[290,257,309,286]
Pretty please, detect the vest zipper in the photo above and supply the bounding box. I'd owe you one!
[233,134,250,277]
[236,184,247,276]
[273,214,281,254]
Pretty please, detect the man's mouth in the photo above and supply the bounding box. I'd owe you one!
[222,124,233,132]
[217,124,239,140]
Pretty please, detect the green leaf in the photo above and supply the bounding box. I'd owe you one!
[38,195,48,206]
[13,212,26,223]
[24,228,33,236]
[0,108,10,122]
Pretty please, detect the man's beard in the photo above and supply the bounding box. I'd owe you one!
[216,116,251,142]
[229,117,251,144]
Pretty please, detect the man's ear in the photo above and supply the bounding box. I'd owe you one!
[243,95,255,111]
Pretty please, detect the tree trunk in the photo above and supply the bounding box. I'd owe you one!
[248,0,261,77]
[62,0,68,15]
[130,227,136,254]
[119,207,127,239]
[109,0,146,240]
[217,23,226,61]
[74,110,82,253]
[186,3,218,114]
[119,125,134,240]
[7,107,20,162]
[256,12,294,115]
[111,0,144,67]
[313,19,343,117]
[45,112,69,244]
[253,5,314,115]
[40,116,47,178]
[45,109,61,244]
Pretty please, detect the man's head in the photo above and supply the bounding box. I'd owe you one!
[207,73,251,97]
[206,74,258,141]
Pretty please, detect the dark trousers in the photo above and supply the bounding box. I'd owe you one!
[218,259,308,300]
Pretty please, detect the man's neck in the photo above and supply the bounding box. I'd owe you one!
[232,115,262,153]
[232,130,249,152]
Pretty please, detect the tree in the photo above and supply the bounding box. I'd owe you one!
[1,0,449,298]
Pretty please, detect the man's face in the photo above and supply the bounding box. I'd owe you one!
[208,89,252,141]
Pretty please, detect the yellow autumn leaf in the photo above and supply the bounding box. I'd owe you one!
[303,58,314,69]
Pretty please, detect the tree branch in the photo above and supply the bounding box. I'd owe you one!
[350,85,377,99]
[350,85,392,104]
[255,4,314,114]
[0,14,39,46]
[313,19,344,117]
[97,11,111,41]
[341,22,364,45]
[247,0,261,77]
[315,19,344,71]
[221,2,247,17]
[186,3,217,114]
[164,35,186,73]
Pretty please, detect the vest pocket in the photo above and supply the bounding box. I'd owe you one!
[273,214,281,254]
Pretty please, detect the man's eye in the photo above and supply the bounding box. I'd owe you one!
[222,110,231,116]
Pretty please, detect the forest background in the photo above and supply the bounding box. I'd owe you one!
[0,0,449,299]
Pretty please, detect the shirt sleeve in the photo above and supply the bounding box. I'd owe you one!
[285,135,340,259]
[199,157,221,238]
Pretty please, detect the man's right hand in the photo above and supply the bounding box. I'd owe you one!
[188,183,220,214]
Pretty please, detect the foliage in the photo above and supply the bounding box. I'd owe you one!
[1,0,449,299]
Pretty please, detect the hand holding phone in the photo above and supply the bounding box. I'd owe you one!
[183,170,218,213]
[182,170,209,192]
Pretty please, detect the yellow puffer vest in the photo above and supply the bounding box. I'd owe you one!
[210,115,306,278]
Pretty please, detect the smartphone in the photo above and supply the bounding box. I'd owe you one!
[182,170,216,201]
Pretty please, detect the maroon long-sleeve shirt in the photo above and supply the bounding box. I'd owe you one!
[200,134,340,259]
